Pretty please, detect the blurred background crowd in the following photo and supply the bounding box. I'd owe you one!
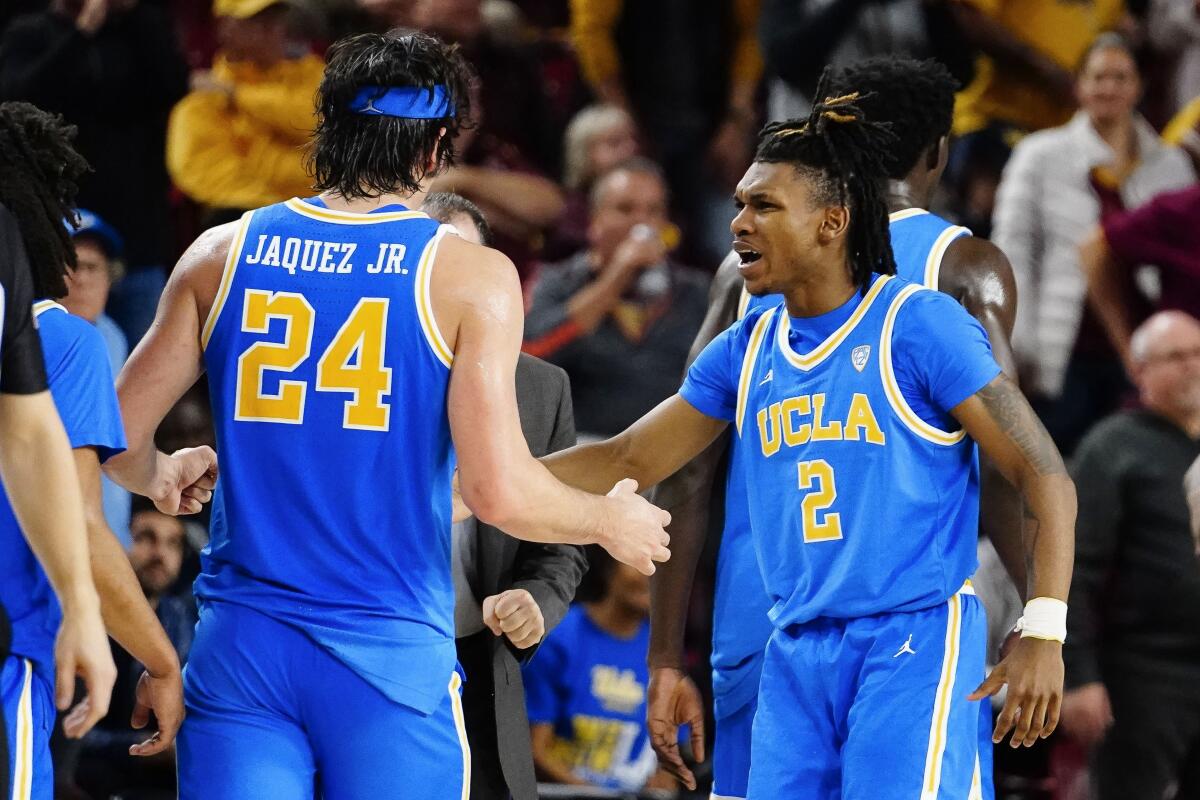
[4,0,1200,797]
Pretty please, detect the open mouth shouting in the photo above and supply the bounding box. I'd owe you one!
[733,240,764,277]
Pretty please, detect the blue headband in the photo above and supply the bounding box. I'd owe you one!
[350,86,454,119]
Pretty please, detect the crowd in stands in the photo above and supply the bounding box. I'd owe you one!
[2,0,1200,797]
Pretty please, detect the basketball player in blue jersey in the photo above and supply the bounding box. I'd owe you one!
[534,85,1076,799]
[103,30,671,800]
[646,57,1025,799]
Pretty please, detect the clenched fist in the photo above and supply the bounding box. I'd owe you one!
[482,589,544,650]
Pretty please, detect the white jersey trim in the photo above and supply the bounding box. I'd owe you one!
[414,224,455,369]
[201,210,255,350]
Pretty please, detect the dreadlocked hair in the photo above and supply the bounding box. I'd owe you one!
[0,102,89,299]
[755,69,898,289]
[828,57,958,179]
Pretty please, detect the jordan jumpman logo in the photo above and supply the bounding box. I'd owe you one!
[892,634,917,658]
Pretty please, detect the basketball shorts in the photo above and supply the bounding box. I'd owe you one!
[747,584,990,800]
[1,656,53,800]
[712,690,757,800]
[179,601,469,800]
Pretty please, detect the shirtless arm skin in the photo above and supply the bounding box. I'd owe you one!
[0,392,114,737]
[432,235,671,575]
[941,236,1029,601]
[644,255,743,788]
[954,373,1075,748]
[75,448,183,755]
[103,227,224,514]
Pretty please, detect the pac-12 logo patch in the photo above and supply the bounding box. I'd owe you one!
[851,345,871,372]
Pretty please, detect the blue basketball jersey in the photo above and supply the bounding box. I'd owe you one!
[199,197,457,714]
[684,274,1000,627]
[0,302,126,681]
[709,209,971,707]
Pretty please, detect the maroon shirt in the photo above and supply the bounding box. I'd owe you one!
[1102,184,1200,321]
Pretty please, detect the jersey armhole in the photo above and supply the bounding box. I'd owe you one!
[878,286,968,446]
[201,210,255,350]
[734,307,777,436]
[923,226,972,290]
[413,224,456,370]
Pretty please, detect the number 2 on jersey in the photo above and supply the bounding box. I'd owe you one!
[797,459,843,542]
[235,289,392,430]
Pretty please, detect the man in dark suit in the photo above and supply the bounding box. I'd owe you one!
[424,192,589,800]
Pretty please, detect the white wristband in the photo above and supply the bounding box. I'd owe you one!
[1015,597,1068,642]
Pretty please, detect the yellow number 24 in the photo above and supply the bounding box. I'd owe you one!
[797,459,843,542]
[235,289,392,431]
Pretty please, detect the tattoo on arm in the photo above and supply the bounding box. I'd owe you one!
[976,375,1067,477]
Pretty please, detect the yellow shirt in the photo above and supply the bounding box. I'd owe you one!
[167,52,324,210]
[953,0,1124,136]
[1163,96,1200,145]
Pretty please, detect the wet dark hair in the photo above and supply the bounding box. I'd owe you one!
[422,191,491,246]
[829,57,958,179]
[755,69,898,289]
[0,102,90,299]
[309,29,475,199]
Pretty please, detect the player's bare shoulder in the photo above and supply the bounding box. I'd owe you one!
[939,235,1017,323]
[173,220,245,325]
[428,232,523,352]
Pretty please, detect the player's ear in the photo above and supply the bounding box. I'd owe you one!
[819,205,850,243]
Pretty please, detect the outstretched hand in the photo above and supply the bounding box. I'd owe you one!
[599,479,671,576]
[968,637,1064,747]
[646,667,706,790]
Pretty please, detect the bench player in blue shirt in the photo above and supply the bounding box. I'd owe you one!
[647,58,1025,799]
[536,84,1075,799]
[103,30,671,800]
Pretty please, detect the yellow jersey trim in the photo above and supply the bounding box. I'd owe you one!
[879,284,968,446]
[201,211,254,350]
[922,225,971,290]
[449,672,471,800]
[13,658,33,800]
[921,593,963,798]
[736,285,752,321]
[284,197,428,225]
[888,207,928,224]
[775,275,893,372]
[32,300,65,318]
[414,225,454,369]
[735,306,777,436]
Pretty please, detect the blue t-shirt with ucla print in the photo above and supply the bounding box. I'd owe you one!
[524,605,657,792]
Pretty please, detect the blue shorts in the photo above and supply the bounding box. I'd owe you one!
[747,586,990,800]
[179,602,469,800]
[2,657,53,800]
[711,692,756,800]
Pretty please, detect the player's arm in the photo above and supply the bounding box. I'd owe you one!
[954,373,1076,747]
[74,447,183,756]
[0,392,115,737]
[434,236,671,575]
[645,255,743,788]
[103,226,227,514]
[940,236,1028,601]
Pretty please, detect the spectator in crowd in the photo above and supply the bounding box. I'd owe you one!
[524,550,672,794]
[425,80,566,281]
[570,0,763,265]
[415,0,561,175]
[1144,0,1200,126]
[547,103,639,260]
[947,0,1124,233]
[992,34,1195,454]
[759,0,932,121]
[166,0,322,222]
[74,498,198,800]
[1062,310,1200,800]
[0,0,190,346]
[523,159,708,438]
[65,210,133,548]
[1163,91,1200,173]
[423,192,589,800]
[1080,184,1200,375]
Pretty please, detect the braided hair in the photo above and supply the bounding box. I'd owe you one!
[754,70,897,289]
[828,57,958,180]
[0,102,89,299]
